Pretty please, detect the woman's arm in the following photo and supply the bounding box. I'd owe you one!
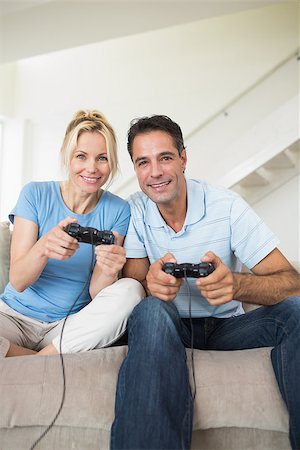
[10,216,79,292]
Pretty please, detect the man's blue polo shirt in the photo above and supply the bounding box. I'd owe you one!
[124,179,279,318]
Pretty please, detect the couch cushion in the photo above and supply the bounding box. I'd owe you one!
[0,221,11,294]
[0,348,127,430]
[0,347,288,433]
[188,347,288,432]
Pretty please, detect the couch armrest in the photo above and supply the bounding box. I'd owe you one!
[0,221,11,293]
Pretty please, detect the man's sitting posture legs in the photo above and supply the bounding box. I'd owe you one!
[111,296,300,450]
[111,297,193,450]
[111,115,300,450]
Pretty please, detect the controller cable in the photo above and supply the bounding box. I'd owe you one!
[181,272,197,450]
[30,235,96,450]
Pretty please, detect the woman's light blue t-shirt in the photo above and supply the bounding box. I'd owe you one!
[1,181,130,322]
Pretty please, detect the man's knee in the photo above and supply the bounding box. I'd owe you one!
[131,296,178,322]
[128,296,181,344]
[284,296,300,308]
[270,296,300,333]
[274,296,300,316]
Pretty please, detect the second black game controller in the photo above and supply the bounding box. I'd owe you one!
[64,223,115,245]
[162,262,215,278]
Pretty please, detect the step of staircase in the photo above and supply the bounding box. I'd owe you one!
[230,140,299,204]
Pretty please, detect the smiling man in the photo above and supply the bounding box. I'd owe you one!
[110,115,300,450]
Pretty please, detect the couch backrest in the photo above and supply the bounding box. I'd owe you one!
[0,221,11,294]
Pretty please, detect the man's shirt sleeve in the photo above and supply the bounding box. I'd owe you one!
[230,195,280,269]
[124,198,148,258]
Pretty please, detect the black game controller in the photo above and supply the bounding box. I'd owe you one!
[64,223,115,245]
[162,262,215,278]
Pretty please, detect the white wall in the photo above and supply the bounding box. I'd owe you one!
[11,3,298,180]
[0,63,16,117]
[254,175,300,263]
[0,2,298,261]
[0,119,32,220]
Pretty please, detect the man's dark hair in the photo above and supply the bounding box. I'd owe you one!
[127,115,185,159]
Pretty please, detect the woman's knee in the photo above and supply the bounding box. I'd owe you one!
[94,278,145,313]
[116,278,145,302]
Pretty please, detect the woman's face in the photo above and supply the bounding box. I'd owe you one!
[69,131,111,194]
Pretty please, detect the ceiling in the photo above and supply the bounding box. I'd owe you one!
[0,0,287,17]
[0,0,52,16]
[0,0,290,63]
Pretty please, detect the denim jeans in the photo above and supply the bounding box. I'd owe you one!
[110,296,300,450]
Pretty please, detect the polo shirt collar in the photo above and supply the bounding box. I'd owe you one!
[144,178,205,228]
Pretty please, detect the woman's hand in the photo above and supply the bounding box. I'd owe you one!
[40,217,79,260]
[94,232,126,278]
[10,216,79,292]
[90,231,126,298]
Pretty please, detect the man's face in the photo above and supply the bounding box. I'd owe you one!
[131,130,187,207]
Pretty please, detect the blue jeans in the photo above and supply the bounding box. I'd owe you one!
[110,296,300,450]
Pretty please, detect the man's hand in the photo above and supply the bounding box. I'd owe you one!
[196,251,235,306]
[146,253,183,301]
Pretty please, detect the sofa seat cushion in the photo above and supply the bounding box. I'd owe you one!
[0,347,288,434]
[0,347,126,431]
[189,347,288,432]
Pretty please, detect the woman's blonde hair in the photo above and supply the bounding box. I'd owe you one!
[60,109,118,186]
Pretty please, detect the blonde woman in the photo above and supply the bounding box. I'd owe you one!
[0,110,144,357]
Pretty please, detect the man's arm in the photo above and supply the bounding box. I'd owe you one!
[123,257,150,294]
[197,248,300,306]
[233,248,299,305]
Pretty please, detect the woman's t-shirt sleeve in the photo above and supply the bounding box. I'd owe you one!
[111,201,131,237]
[9,182,39,226]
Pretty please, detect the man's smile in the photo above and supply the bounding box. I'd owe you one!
[148,180,171,189]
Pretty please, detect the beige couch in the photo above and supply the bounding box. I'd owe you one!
[0,221,291,450]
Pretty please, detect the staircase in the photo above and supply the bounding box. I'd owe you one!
[224,140,299,205]
[113,50,299,206]
[217,93,299,205]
